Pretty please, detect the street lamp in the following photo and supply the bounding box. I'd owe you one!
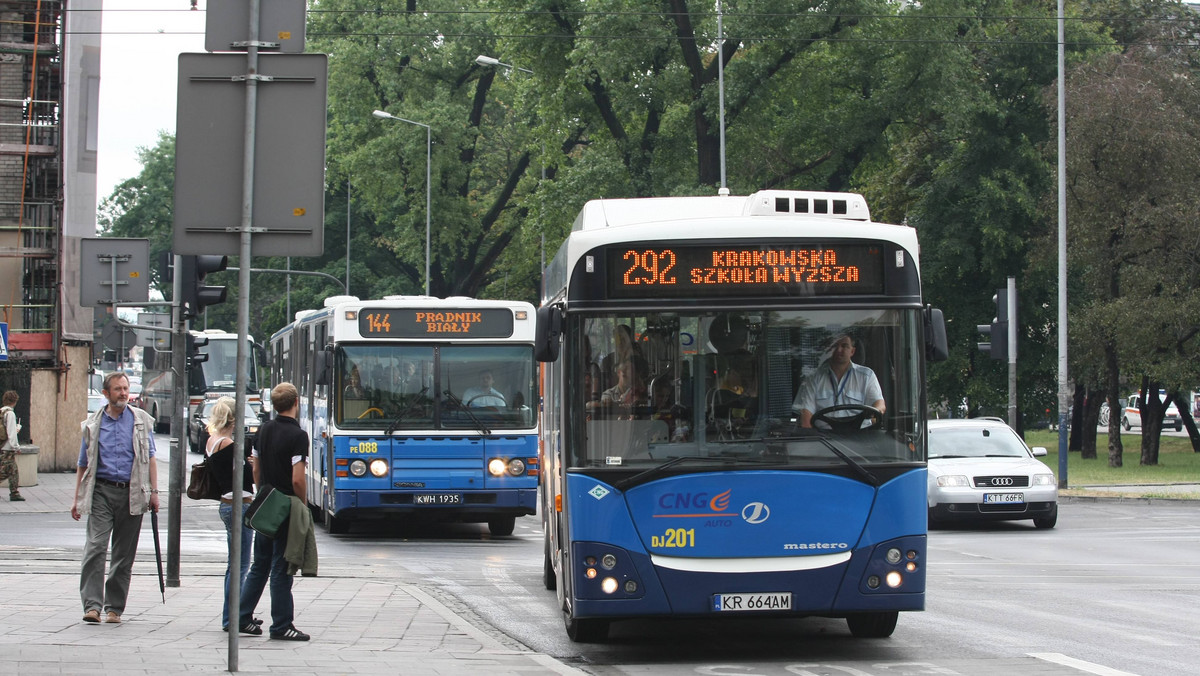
[474,54,533,74]
[372,109,432,296]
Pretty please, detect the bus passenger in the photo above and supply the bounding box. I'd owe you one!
[793,334,885,428]
[599,355,649,412]
[462,370,506,408]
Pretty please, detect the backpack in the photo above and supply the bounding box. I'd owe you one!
[0,407,10,447]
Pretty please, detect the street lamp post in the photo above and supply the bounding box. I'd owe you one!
[372,110,432,295]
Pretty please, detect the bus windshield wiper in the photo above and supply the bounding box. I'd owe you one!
[820,439,881,486]
[619,453,739,492]
[384,386,428,435]
[443,390,491,436]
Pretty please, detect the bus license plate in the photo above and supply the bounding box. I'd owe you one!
[414,493,461,505]
[983,492,1024,504]
[712,592,792,612]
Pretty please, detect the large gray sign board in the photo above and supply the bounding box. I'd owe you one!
[205,0,307,53]
[174,52,327,257]
[79,238,150,306]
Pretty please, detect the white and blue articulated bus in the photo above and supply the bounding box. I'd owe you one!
[271,295,540,535]
[536,191,949,641]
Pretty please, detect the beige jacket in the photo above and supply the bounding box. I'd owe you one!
[77,405,156,516]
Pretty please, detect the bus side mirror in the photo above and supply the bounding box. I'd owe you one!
[314,348,333,386]
[535,305,563,362]
[925,306,949,362]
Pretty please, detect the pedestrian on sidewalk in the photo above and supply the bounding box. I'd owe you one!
[205,396,257,632]
[0,390,24,501]
[237,382,311,641]
[71,372,159,625]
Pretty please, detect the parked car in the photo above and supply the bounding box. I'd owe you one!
[87,391,106,414]
[188,398,261,453]
[1121,392,1183,432]
[927,418,1058,529]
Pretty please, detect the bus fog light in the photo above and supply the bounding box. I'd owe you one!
[585,568,597,579]
[624,580,638,593]
[601,554,617,569]
[601,577,618,594]
[867,575,881,589]
[885,571,903,588]
[885,548,902,564]
[349,460,367,477]
[906,562,917,572]
[488,458,507,477]
[369,459,388,477]
[507,458,526,476]
[906,550,918,561]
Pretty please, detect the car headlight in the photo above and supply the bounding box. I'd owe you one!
[936,475,970,487]
[1032,473,1056,486]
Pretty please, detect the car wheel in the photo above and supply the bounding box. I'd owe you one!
[1034,504,1058,529]
[1122,416,1131,431]
[1176,421,1183,432]
[846,611,899,638]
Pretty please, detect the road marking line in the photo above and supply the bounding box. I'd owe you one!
[1028,652,1140,676]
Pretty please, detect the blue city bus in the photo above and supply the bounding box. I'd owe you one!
[270,295,540,535]
[535,191,948,641]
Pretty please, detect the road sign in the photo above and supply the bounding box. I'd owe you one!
[173,53,327,257]
[205,0,307,53]
[79,238,151,306]
[136,312,171,349]
[0,322,8,361]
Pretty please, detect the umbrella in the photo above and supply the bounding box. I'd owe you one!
[150,507,165,603]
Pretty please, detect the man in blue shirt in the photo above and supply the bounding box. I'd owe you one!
[462,370,506,408]
[71,372,159,624]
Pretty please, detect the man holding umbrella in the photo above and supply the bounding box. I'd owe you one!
[71,372,160,624]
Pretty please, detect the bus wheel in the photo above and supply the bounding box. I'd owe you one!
[152,405,168,433]
[846,611,898,638]
[543,542,557,591]
[324,509,349,535]
[488,516,516,536]
[564,612,609,642]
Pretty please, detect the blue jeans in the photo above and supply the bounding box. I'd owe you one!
[238,521,292,634]
[218,502,254,629]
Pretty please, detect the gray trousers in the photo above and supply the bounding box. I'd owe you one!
[80,481,144,615]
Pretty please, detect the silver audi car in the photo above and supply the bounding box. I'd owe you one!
[927,418,1058,529]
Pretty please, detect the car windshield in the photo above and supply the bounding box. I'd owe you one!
[928,425,1029,458]
[568,308,925,468]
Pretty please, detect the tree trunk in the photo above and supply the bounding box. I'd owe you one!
[1170,392,1200,452]
[1138,378,1162,466]
[1079,387,1102,459]
[1105,344,1123,467]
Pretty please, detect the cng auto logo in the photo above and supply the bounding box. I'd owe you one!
[741,502,770,524]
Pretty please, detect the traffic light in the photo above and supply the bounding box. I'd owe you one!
[179,254,228,318]
[186,332,209,369]
[976,287,1009,360]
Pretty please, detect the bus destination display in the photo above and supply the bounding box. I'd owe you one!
[606,243,886,298]
[358,308,515,338]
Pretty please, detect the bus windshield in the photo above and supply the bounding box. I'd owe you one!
[337,344,536,431]
[573,308,923,469]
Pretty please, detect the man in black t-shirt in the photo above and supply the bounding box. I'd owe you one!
[236,382,310,641]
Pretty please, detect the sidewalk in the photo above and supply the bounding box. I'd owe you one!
[0,471,585,675]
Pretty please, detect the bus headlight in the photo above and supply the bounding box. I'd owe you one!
[487,458,527,477]
[349,460,367,477]
[369,459,388,477]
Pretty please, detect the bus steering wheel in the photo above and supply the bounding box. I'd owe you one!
[812,404,883,432]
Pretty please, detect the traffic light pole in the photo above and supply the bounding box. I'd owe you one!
[1006,276,1017,430]
[169,254,187,587]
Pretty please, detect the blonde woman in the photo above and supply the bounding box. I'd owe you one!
[205,397,257,632]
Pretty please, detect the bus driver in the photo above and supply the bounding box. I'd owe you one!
[793,333,885,428]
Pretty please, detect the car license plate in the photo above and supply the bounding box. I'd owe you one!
[712,592,791,612]
[983,492,1024,504]
[414,493,461,505]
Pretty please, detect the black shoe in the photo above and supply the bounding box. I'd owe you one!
[270,624,310,641]
[238,621,263,636]
[224,617,262,632]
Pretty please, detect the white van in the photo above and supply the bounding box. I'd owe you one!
[1122,391,1183,432]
